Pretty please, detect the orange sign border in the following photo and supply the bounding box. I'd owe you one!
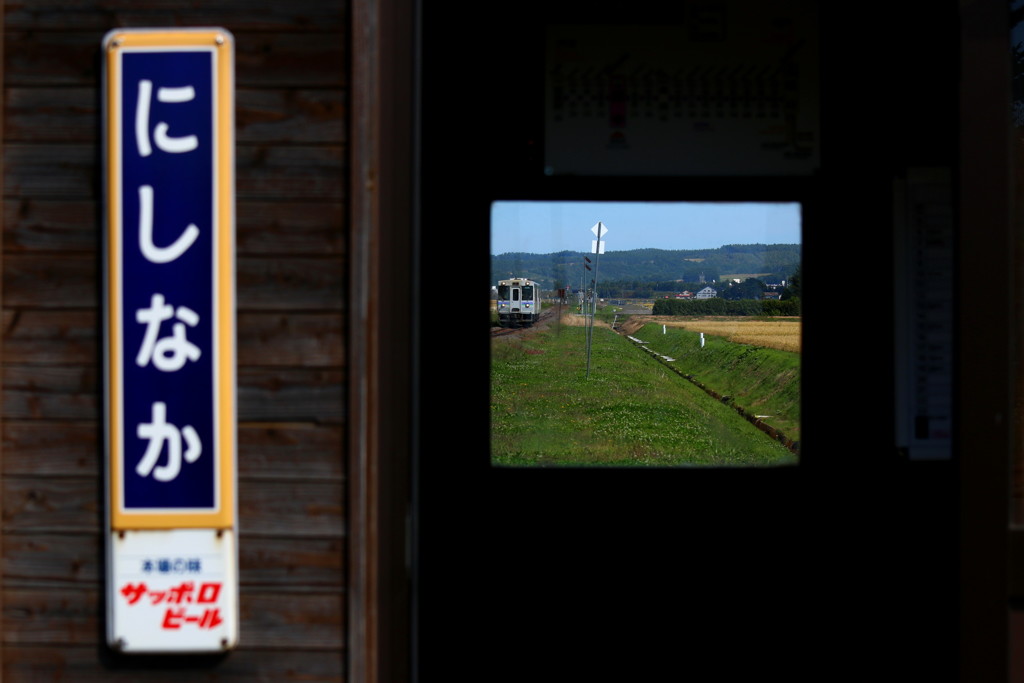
[103,28,236,530]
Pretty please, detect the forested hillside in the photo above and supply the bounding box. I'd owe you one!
[491,244,801,291]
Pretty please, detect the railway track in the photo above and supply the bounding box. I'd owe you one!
[490,306,558,337]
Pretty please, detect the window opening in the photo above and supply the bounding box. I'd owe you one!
[490,200,802,467]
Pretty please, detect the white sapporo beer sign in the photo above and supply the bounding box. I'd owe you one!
[102,27,238,653]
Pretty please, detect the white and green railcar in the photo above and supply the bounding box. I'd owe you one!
[496,278,540,327]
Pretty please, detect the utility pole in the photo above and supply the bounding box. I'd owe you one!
[585,221,608,379]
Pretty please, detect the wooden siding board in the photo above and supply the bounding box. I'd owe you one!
[2,144,99,198]
[236,424,345,481]
[3,143,345,200]
[4,254,343,310]
[1,366,343,422]
[2,532,101,586]
[5,1,347,33]
[1,477,106,533]
[235,201,346,255]
[4,421,343,481]
[3,199,345,255]
[3,532,343,590]
[5,31,345,87]
[2,2,351,676]
[2,199,99,252]
[3,587,344,648]
[2,254,96,307]
[235,145,347,202]
[237,368,345,423]
[2,421,97,477]
[3,477,345,536]
[3,645,344,682]
[2,310,343,367]
[2,365,99,420]
[6,87,346,145]
[236,257,346,312]
[2,309,97,365]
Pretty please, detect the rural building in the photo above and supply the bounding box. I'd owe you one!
[694,286,717,299]
[0,1,1021,682]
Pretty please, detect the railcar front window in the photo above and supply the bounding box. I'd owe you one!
[490,200,802,468]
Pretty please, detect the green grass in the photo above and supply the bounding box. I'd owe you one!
[491,323,797,467]
[631,323,800,443]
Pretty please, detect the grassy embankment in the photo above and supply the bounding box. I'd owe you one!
[491,319,797,467]
[628,319,800,445]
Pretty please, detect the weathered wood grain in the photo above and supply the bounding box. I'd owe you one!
[235,145,347,202]
[5,31,345,87]
[5,87,345,144]
[3,645,344,683]
[3,587,344,648]
[1,1,353,673]
[2,254,97,308]
[3,254,343,310]
[2,143,99,198]
[4,422,343,480]
[3,87,97,144]
[237,479,345,537]
[2,309,98,365]
[3,143,345,200]
[2,198,98,252]
[236,424,344,480]
[235,202,345,255]
[2,532,101,586]
[2,366,343,422]
[5,1,346,33]
[2,421,98,477]
[3,477,344,536]
[2,365,99,420]
[237,368,345,423]
[3,198,344,254]
[236,258,345,311]
[236,89,346,144]
[3,532,343,589]
[2,309,343,367]
[2,198,99,252]
[0,477,101,532]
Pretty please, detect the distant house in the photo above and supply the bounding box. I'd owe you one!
[763,291,782,300]
[695,286,717,299]
[674,290,693,299]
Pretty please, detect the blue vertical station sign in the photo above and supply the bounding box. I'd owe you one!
[104,28,236,530]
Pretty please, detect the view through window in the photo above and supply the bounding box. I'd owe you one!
[490,200,802,467]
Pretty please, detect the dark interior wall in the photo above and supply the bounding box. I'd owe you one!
[416,2,964,681]
[2,3,348,680]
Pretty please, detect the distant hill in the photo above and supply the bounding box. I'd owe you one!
[491,244,801,291]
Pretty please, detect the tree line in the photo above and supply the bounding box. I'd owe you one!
[624,266,801,316]
[651,297,801,316]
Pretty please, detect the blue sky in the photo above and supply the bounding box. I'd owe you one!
[490,200,801,255]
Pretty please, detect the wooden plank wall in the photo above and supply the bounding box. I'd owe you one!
[2,2,348,680]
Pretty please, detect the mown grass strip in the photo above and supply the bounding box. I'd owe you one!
[630,322,800,443]
[491,323,796,467]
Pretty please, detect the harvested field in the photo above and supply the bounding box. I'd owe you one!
[618,315,801,353]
